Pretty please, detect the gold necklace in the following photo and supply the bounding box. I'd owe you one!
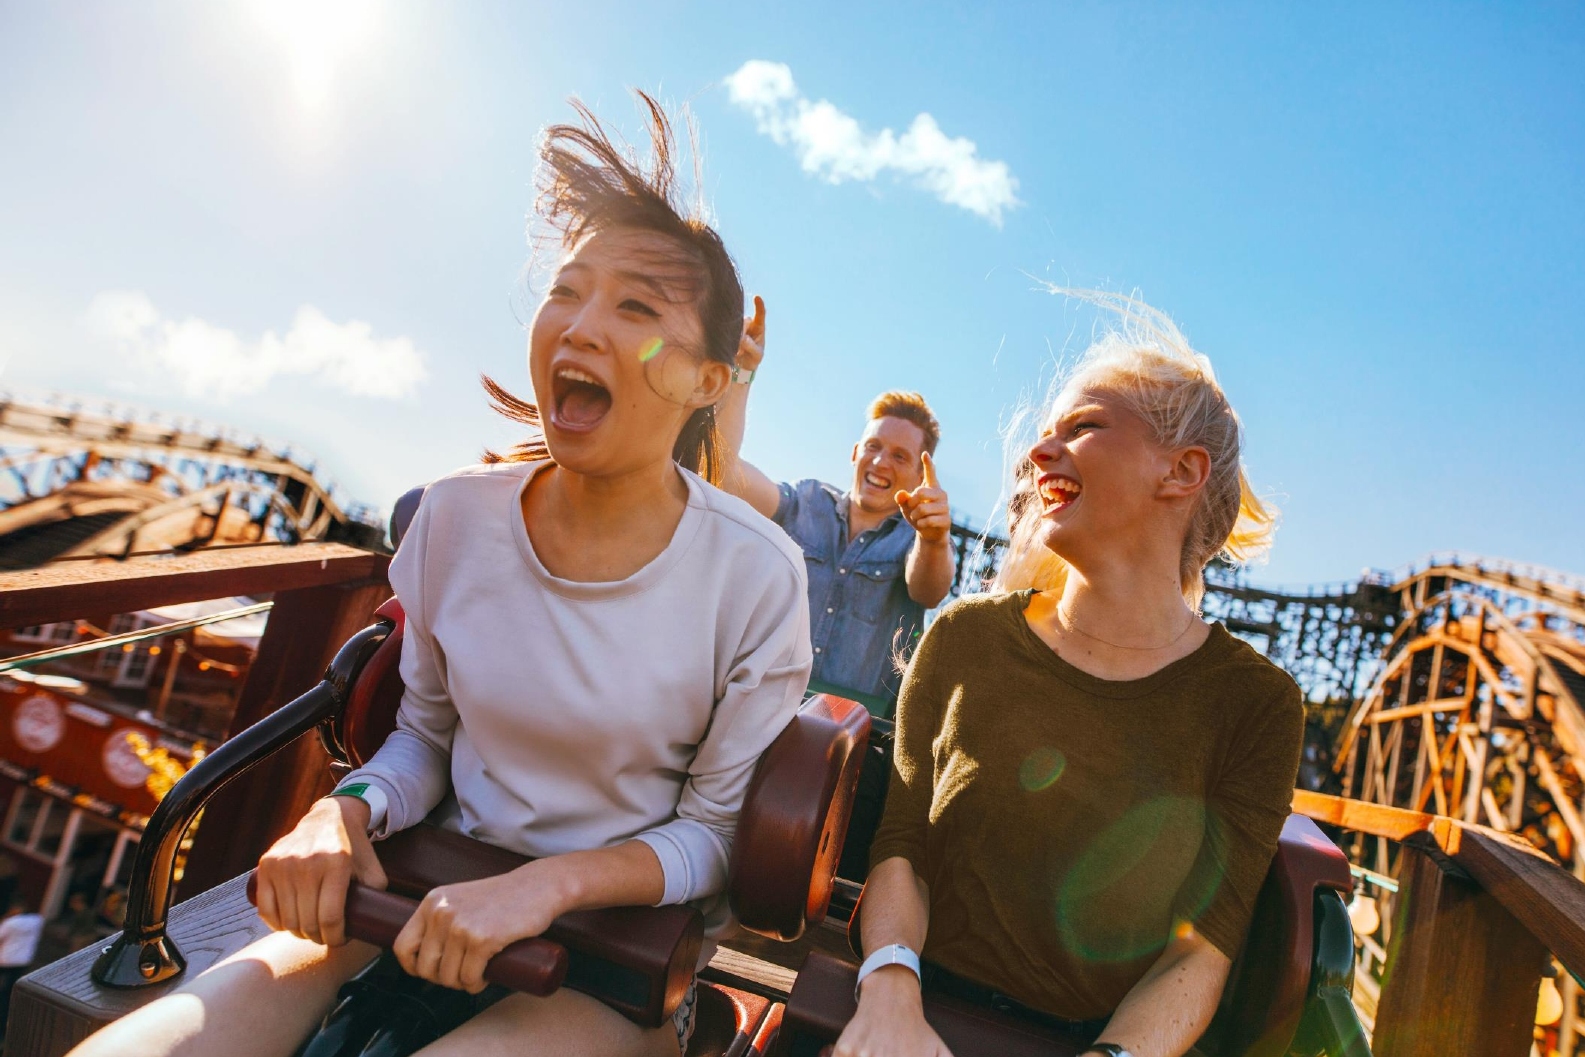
[1055,604,1199,651]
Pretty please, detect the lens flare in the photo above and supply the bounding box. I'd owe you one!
[1018,747,1067,791]
[1053,797,1223,963]
[639,337,664,362]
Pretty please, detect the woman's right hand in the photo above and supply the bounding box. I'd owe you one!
[832,968,954,1057]
[254,795,388,947]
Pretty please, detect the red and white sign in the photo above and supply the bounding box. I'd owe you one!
[12,695,65,753]
[0,683,196,818]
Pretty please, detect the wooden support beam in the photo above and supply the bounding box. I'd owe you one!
[1450,824,1585,987]
[1373,847,1545,1057]
[178,578,390,896]
[0,543,389,629]
[1296,789,1585,986]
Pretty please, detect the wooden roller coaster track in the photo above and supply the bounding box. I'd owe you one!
[1322,555,1585,1050]
[0,394,384,569]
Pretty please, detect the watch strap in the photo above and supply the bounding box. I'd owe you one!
[854,943,921,1000]
[330,780,388,834]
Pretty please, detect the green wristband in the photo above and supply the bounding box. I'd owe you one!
[331,782,371,801]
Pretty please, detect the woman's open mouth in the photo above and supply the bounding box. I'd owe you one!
[549,365,612,433]
[1037,473,1081,513]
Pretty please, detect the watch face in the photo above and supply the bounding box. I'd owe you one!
[13,695,65,752]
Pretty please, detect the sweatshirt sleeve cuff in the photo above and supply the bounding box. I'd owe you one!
[634,820,728,905]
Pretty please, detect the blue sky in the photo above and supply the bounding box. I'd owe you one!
[1,2,1580,586]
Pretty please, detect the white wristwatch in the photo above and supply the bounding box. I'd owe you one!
[854,943,922,1000]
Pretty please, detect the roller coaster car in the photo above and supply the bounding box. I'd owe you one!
[79,594,1369,1057]
[779,812,1371,1057]
[87,598,870,1057]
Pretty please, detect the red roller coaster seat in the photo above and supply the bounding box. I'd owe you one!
[320,599,871,1055]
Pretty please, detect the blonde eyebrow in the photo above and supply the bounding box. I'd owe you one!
[1050,403,1107,430]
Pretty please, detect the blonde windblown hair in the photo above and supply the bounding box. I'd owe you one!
[990,291,1276,608]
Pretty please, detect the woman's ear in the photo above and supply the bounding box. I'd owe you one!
[1160,446,1211,499]
[686,359,732,408]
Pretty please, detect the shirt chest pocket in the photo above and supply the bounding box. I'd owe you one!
[848,558,905,624]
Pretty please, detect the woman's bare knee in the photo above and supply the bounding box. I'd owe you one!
[414,986,677,1057]
[66,932,376,1057]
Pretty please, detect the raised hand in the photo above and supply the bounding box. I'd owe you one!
[895,451,950,544]
[737,295,766,375]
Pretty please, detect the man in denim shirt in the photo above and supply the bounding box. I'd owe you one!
[718,300,956,708]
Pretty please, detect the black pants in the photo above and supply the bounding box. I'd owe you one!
[920,962,1109,1045]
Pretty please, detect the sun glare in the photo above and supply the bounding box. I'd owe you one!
[249,0,381,114]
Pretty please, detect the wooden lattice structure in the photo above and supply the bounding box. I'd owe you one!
[1338,556,1585,861]
[1333,556,1585,1047]
[0,395,383,568]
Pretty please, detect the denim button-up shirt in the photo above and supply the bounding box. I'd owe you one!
[774,479,924,707]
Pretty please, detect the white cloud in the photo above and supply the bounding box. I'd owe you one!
[725,60,1020,226]
[84,291,428,402]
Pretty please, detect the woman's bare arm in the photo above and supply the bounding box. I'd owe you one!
[833,855,954,1057]
[857,855,930,958]
[1083,929,1231,1057]
[715,296,781,519]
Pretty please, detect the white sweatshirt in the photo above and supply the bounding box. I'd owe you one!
[339,460,812,936]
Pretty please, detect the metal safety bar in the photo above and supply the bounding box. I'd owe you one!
[0,601,273,673]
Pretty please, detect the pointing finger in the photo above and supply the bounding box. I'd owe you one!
[921,451,939,490]
[745,295,766,343]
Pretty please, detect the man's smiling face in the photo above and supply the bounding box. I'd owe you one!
[850,415,927,516]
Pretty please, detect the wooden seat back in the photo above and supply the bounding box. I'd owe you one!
[728,694,870,941]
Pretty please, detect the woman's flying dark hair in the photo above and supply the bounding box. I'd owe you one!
[482,91,745,485]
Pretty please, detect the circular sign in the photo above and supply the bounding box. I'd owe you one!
[12,695,65,753]
[102,729,153,790]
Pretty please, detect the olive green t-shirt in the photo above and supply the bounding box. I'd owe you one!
[868,591,1304,1021]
